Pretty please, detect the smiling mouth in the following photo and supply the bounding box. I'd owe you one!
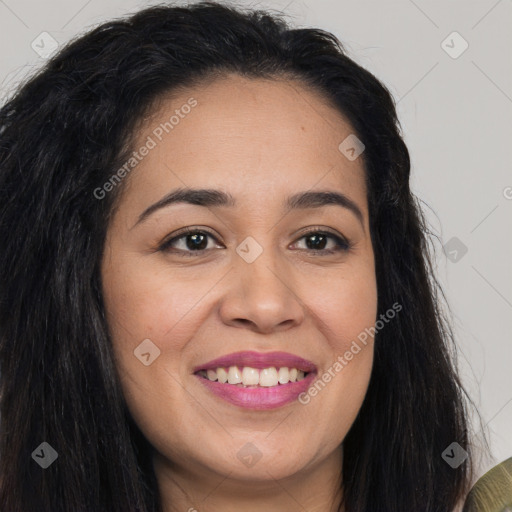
[195,366,310,388]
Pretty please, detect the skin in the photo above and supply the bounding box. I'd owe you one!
[101,74,378,512]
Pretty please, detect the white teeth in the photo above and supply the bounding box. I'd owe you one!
[200,366,309,387]
[242,367,259,386]
[259,367,278,387]
[217,367,228,383]
[278,367,289,384]
[227,366,242,384]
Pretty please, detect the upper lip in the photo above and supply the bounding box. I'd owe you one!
[193,350,317,373]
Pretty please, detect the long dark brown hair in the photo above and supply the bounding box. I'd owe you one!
[0,2,479,510]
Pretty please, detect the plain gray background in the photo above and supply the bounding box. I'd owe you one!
[1,0,511,479]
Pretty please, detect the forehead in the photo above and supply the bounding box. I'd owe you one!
[121,74,367,216]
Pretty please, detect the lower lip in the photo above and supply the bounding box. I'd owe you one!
[194,372,317,410]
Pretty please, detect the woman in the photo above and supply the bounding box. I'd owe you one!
[0,2,481,510]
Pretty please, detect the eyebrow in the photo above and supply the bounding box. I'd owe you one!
[133,187,365,229]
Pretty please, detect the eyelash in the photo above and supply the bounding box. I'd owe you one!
[158,227,352,257]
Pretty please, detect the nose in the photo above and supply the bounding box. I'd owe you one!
[218,244,305,334]
[220,244,305,334]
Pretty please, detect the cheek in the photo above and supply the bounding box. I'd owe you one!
[306,261,378,348]
[100,263,196,450]
[297,263,377,431]
[102,260,207,352]
[100,259,219,420]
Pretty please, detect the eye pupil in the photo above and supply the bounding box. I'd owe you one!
[187,233,208,250]
[306,233,327,250]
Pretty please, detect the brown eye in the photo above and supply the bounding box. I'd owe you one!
[293,230,351,254]
[159,229,222,255]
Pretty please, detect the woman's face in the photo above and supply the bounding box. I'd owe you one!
[101,74,377,486]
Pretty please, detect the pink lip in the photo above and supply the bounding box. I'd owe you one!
[192,351,318,410]
[195,372,317,410]
[192,350,317,373]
